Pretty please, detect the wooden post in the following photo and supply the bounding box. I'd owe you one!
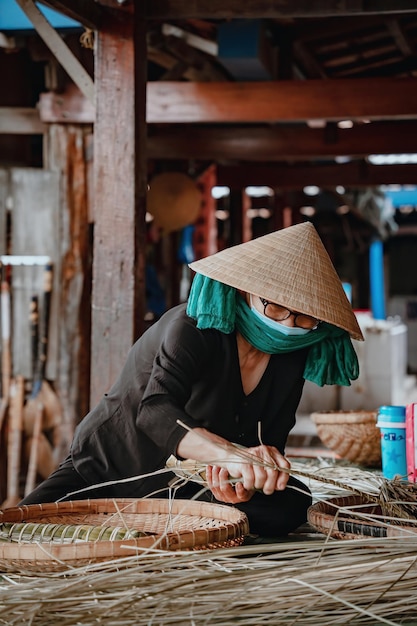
[46,124,91,449]
[133,3,148,342]
[91,6,147,407]
[228,189,245,246]
[194,165,217,260]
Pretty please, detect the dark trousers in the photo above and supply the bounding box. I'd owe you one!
[20,456,312,538]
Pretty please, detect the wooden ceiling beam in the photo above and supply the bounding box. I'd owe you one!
[217,162,417,189]
[385,18,414,56]
[145,1,417,20]
[38,76,417,126]
[148,120,417,160]
[0,108,46,134]
[147,77,417,123]
[293,40,328,79]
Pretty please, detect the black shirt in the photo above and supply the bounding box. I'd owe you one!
[71,304,309,497]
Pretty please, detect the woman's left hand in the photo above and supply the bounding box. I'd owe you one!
[206,465,255,503]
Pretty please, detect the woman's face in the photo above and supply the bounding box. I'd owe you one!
[247,294,319,330]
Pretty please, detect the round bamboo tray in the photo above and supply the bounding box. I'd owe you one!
[308,495,417,540]
[0,498,249,573]
[310,410,381,467]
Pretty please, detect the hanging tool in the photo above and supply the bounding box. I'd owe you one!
[36,263,63,463]
[23,294,43,496]
[23,264,58,496]
[2,375,25,508]
[0,276,11,503]
[0,278,11,436]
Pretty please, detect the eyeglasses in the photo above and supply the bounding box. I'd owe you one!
[259,298,319,330]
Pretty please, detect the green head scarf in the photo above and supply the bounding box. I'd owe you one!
[186,273,359,387]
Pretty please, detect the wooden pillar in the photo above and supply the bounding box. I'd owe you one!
[46,124,92,447]
[228,189,245,246]
[194,164,218,260]
[271,192,285,231]
[133,3,148,341]
[91,6,147,407]
[241,190,252,243]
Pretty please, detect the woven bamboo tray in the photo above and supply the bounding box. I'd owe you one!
[0,498,249,573]
[311,410,381,467]
[308,495,417,540]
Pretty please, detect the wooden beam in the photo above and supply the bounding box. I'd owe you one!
[38,0,105,30]
[293,40,328,79]
[217,162,417,189]
[385,18,414,56]
[148,121,417,161]
[38,85,95,124]
[146,78,417,123]
[145,0,417,19]
[0,108,46,134]
[90,10,146,406]
[39,77,417,125]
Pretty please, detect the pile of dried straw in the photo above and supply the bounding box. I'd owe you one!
[1,447,417,625]
[1,536,417,625]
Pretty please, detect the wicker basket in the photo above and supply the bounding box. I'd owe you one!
[0,498,249,573]
[310,410,381,467]
[308,495,417,540]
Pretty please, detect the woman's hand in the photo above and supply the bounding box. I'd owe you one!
[206,445,290,504]
[206,465,254,503]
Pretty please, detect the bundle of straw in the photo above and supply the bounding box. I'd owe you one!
[379,479,417,522]
[1,537,417,624]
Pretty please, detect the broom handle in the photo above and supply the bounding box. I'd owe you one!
[24,295,41,496]
[29,295,39,391]
[5,375,24,506]
[1,280,11,402]
[24,402,43,496]
[0,280,11,438]
[33,264,52,397]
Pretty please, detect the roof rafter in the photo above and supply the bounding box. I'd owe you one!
[147,120,417,161]
[217,162,417,189]
[38,0,107,29]
[145,1,417,20]
[147,77,417,123]
[16,0,94,103]
[37,76,417,125]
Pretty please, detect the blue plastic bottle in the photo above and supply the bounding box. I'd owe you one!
[377,405,407,480]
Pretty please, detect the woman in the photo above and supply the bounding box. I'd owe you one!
[20,222,363,538]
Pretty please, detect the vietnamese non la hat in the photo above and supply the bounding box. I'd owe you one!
[188,222,364,341]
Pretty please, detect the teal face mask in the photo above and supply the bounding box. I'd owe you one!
[250,296,312,336]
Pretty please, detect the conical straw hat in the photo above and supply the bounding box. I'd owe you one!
[189,222,363,341]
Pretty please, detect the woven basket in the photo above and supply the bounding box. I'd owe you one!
[308,495,417,540]
[0,498,249,573]
[310,410,381,467]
